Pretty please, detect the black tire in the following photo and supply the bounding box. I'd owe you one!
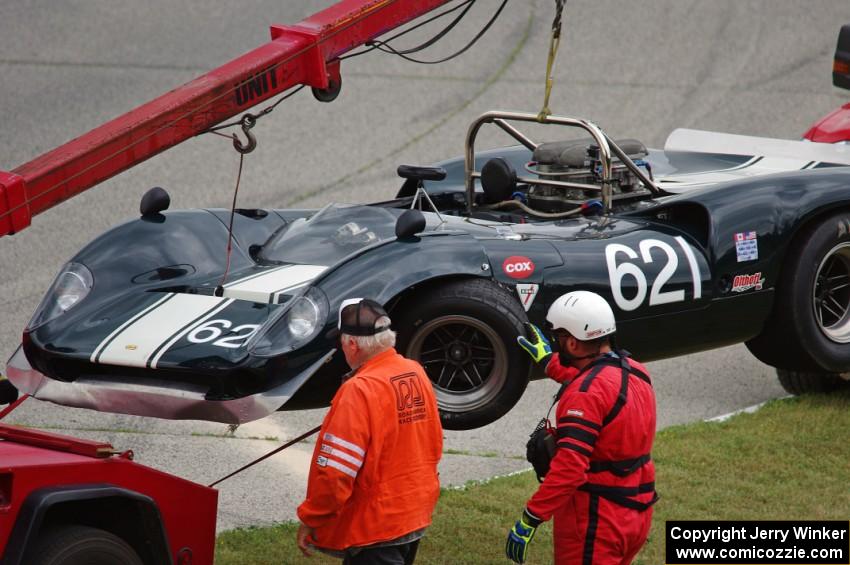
[394,278,531,430]
[29,525,143,565]
[747,211,850,372]
[776,368,842,395]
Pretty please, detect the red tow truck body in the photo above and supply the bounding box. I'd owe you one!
[0,421,217,564]
[0,1,455,563]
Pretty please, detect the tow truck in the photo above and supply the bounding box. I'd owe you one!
[0,2,468,563]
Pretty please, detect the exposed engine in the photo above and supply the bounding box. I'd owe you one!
[527,138,651,212]
[479,138,653,216]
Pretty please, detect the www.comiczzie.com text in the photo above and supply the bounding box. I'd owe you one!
[665,521,849,564]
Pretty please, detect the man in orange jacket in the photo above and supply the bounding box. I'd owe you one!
[297,298,443,564]
[507,291,657,565]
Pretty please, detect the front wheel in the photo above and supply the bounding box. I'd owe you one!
[395,278,531,430]
[29,525,143,565]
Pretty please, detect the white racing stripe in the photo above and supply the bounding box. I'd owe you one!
[149,298,235,368]
[95,294,233,368]
[222,264,326,304]
[90,293,175,363]
[658,156,816,189]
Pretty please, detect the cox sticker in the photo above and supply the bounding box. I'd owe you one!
[503,256,535,279]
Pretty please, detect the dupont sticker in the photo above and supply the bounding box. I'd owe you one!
[503,256,535,279]
[516,283,539,311]
[734,231,758,262]
[731,272,764,293]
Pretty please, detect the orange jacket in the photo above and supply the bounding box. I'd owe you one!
[297,348,443,551]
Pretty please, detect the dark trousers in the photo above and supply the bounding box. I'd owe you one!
[343,540,420,565]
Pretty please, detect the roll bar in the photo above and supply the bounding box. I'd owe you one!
[463,110,660,215]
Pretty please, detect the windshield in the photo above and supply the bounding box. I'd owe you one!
[259,204,400,265]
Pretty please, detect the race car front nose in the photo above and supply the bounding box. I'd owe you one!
[5,345,335,424]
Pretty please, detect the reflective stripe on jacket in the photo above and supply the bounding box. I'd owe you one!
[297,348,443,551]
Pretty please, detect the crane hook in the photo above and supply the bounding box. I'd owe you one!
[232,113,258,154]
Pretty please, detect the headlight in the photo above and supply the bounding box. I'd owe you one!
[28,262,94,329]
[248,286,329,357]
[288,294,321,338]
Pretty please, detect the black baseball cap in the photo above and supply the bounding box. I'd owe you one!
[326,298,391,340]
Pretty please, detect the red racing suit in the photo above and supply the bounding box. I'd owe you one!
[527,351,657,565]
[297,348,443,552]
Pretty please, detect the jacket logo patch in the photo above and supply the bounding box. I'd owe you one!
[503,256,535,279]
[392,373,427,425]
[567,409,584,417]
[731,272,764,293]
[516,283,539,311]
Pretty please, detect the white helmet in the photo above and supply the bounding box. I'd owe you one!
[546,291,616,341]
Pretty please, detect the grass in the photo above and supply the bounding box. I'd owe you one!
[215,389,850,564]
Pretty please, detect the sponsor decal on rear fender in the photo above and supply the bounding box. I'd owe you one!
[731,272,764,293]
[503,256,535,279]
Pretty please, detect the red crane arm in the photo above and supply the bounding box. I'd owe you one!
[0,0,451,236]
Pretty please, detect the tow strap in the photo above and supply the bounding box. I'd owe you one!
[538,0,566,121]
[208,425,321,488]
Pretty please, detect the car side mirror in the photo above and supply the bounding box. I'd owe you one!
[140,186,171,216]
[395,209,426,240]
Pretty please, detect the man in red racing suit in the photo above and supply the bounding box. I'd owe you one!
[507,291,657,565]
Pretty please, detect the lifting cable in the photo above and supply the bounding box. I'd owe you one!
[538,0,566,121]
[202,85,305,290]
[348,0,510,65]
[208,424,321,488]
[203,0,508,148]
[202,0,509,287]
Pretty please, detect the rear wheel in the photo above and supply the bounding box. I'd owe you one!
[747,213,850,373]
[30,525,143,565]
[747,211,850,375]
[395,278,531,430]
[776,368,842,395]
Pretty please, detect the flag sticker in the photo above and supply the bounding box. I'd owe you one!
[516,283,540,312]
[734,231,758,262]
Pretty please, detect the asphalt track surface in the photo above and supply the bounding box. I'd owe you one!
[1,0,849,534]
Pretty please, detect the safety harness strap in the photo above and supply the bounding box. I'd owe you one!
[579,482,659,512]
[588,453,651,476]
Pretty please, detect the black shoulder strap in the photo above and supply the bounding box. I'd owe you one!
[602,356,631,426]
[547,351,651,422]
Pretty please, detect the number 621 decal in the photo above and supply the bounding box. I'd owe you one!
[605,236,702,312]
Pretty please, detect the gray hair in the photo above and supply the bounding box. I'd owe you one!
[344,316,396,358]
